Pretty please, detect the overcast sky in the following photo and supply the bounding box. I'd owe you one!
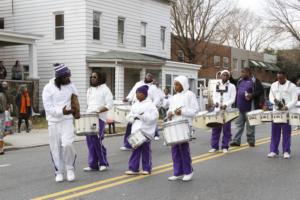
[236,0,266,16]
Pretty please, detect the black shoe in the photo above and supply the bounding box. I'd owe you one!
[248,143,255,147]
[230,142,240,147]
[0,151,5,155]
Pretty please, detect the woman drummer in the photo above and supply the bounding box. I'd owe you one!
[167,75,199,182]
[208,70,236,154]
[124,85,159,175]
[83,71,113,172]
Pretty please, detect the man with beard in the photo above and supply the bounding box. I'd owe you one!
[42,63,78,182]
[83,71,113,172]
[120,72,160,150]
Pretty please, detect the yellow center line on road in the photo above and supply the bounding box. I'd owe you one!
[32,132,299,200]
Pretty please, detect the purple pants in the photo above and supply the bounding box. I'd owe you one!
[128,141,152,172]
[123,123,132,149]
[211,122,231,150]
[171,142,193,176]
[86,119,109,169]
[270,122,291,154]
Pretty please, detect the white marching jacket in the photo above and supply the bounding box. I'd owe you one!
[212,81,236,111]
[269,80,298,111]
[126,99,159,138]
[167,76,199,124]
[126,81,160,106]
[42,78,78,124]
[86,84,113,121]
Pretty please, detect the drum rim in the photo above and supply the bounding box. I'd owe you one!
[162,119,189,127]
[78,113,99,117]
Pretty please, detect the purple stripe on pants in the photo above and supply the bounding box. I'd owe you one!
[171,142,193,176]
[86,119,109,169]
[123,123,132,149]
[128,141,152,172]
[270,122,291,154]
[211,122,231,150]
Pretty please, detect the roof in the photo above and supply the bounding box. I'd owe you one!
[249,60,280,72]
[0,30,43,46]
[87,50,166,64]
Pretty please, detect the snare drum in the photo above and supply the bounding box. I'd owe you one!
[272,111,288,123]
[261,111,273,122]
[224,108,239,123]
[114,105,131,123]
[205,111,224,128]
[192,111,208,129]
[289,112,300,126]
[162,119,190,146]
[128,131,147,149]
[246,110,262,126]
[75,114,99,136]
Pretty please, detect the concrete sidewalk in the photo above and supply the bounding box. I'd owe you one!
[4,128,125,151]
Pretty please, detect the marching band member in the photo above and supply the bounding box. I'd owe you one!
[268,71,297,159]
[42,64,78,182]
[294,78,300,130]
[83,72,113,172]
[208,70,236,153]
[120,72,160,151]
[167,75,199,181]
[125,85,159,175]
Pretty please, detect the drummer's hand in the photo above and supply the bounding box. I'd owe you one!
[123,99,128,103]
[282,106,288,111]
[215,103,219,108]
[63,106,73,115]
[246,93,253,101]
[175,109,181,115]
[167,112,174,120]
[220,105,227,110]
[99,106,108,113]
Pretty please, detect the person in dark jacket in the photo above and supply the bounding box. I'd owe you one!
[230,67,264,147]
[15,84,32,133]
[0,61,7,79]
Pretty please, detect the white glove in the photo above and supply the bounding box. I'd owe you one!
[129,117,135,123]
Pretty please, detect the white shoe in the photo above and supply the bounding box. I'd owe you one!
[283,152,291,159]
[55,173,64,182]
[267,152,277,158]
[182,172,193,181]
[222,149,228,154]
[141,171,150,175]
[125,170,139,175]
[154,136,160,141]
[120,146,131,151]
[208,148,217,153]
[168,175,183,181]
[99,166,108,172]
[66,170,75,182]
[83,167,98,171]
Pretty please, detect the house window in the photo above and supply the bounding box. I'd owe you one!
[214,56,220,66]
[93,11,101,40]
[178,50,184,62]
[0,18,4,29]
[165,74,172,94]
[141,22,147,47]
[160,26,166,50]
[223,57,229,68]
[241,60,246,68]
[118,17,125,45]
[233,58,238,71]
[55,13,64,40]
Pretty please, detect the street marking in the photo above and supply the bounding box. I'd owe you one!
[0,164,11,168]
[32,132,300,200]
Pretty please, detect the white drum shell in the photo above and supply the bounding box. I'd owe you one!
[75,114,99,136]
[192,111,208,129]
[247,110,262,126]
[289,113,300,126]
[273,111,288,123]
[205,112,224,127]
[114,105,131,123]
[224,109,239,123]
[261,111,273,122]
[128,131,147,149]
[162,119,190,146]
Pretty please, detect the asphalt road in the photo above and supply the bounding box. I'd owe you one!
[1,124,300,200]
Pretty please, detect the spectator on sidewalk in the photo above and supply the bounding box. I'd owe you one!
[15,84,32,133]
[0,61,7,79]
[106,117,116,134]
[0,84,7,154]
[11,60,23,80]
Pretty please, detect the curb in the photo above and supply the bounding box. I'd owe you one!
[4,132,126,152]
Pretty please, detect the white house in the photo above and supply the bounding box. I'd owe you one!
[0,0,200,111]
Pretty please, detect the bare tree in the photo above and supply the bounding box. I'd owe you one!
[222,8,277,52]
[266,0,300,43]
[171,0,234,63]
